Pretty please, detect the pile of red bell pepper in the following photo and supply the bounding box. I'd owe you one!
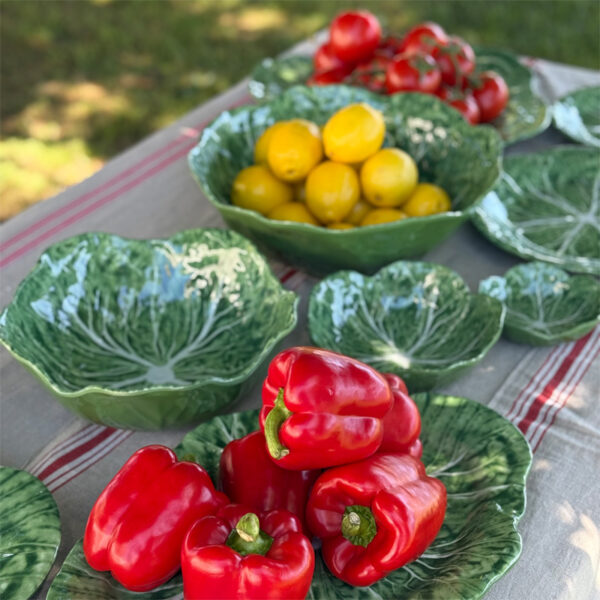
[83,346,446,598]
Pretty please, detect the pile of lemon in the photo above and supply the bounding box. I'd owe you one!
[231,103,451,229]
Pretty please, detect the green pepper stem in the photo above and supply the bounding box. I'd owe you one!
[226,513,274,556]
[263,388,292,460]
[341,505,377,547]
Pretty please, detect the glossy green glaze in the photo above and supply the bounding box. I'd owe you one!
[0,467,61,600]
[0,229,297,429]
[48,397,531,599]
[248,48,550,144]
[472,146,600,275]
[189,85,502,274]
[308,261,505,391]
[480,262,600,345]
[553,86,600,148]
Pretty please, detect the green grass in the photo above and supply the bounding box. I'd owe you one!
[1,0,599,219]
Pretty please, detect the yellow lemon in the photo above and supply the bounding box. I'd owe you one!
[360,148,418,207]
[305,161,360,224]
[327,222,355,230]
[345,199,372,226]
[360,208,408,227]
[403,183,452,217]
[268,202,320,225]
[323,103,385,163]
[231,165,293,215]
[254,122,287,165]
[267,119,323,182]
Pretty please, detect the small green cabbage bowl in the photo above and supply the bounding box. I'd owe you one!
[0,229,297,430]
[189,85,503,274]
[479,262,600,346]
[308,261,505,391]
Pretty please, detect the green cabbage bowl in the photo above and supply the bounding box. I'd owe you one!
[188,85,503,275]
[0,229,297,430]
[308,261,505,391]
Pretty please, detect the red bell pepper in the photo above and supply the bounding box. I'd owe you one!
[219,430,320,533]
[306,453,446,586]
[379,373,422,458]
[259,347,392,470]
[83,444,227,591]
[181,504,315,600]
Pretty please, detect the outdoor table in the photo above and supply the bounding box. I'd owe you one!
[1,36,599,599]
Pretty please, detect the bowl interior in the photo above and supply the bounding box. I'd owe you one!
[308,261,504,389]
[0,229,296,394]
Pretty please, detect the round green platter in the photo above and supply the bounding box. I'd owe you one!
[189,84,502,275]
[249,47,550,145]
[308,261,505,391]
[472,146,600,276]
[0,229,297,429]
[479,262,600,345]
[0,466,61,600]
[553,86,600,148]
[47,395,532,599]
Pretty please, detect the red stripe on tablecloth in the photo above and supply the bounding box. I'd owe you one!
[1,94,251,262]
[0,143,194,268]
[37,427,117,483]
[0,138,187,253]
[530,331,599,452]
[505,344,562,421]
[28,424,100,476]
[47,430,134,493]
[280,268,298,284]
[517,333,592,436]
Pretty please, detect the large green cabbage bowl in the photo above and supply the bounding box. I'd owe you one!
[188,85,503,274]
[0,229,297,430]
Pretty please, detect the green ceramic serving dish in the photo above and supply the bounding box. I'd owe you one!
[553,86,600,148]
[189,85,502,275]
[48,395,532,599]
[308,261,505,391]
[472,146,600,275]
[0,467,61,600]
[249,47,550,145]
[480,262,600,345]
[0,229,297,430]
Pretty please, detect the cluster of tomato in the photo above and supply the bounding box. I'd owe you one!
[308,11,509,125]
[232,102,452,229]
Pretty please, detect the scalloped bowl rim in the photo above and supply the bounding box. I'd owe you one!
[308,261,506,377]
[0,229,299,399]
[188,86,503,236]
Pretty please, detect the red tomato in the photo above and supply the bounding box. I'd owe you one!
[432,36,476,86]
[314,42,347,72]
[385,52,442,94]
[471,71,510,122]
[329,11,382,63]
[307,66,352,86]
[401,21,448,56]
[354,55,390,92]
[437,87,481,124]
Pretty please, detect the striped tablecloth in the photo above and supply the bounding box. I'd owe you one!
[1,36,599,599]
